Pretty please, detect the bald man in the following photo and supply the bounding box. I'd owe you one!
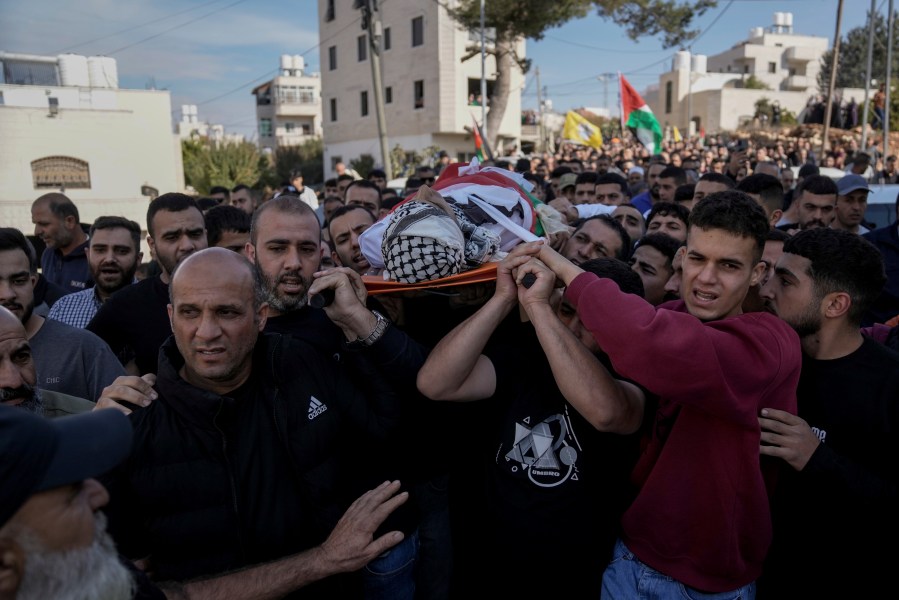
[31,193,91,292]
[102,248,408,598]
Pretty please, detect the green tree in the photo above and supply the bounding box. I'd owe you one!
[448,0,717,149]
[819,11,899,90]
[182,137,266,195]
[265,138,324,188]
[743,75,770,90]
[350,154,376,179]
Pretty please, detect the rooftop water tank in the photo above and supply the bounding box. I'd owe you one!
[280,54,292,75]
[88,56,118,88]
[292,54,305,74]
[691,54,707,74]
[784,12,793,28]
[57,54,90,87]
[673,50,691,71]
[750,27,764,39]
[181,104,191,122]
[774,12,785,27]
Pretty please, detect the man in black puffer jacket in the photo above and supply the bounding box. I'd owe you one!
[102,248,409,599]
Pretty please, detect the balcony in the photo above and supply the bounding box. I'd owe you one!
[785,46,818,64]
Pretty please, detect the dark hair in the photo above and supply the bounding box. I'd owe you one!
[576,214,632,261]
[368,169,387,179]
[325,178,338,187]
[514,158,531,172]
[337,174,355,183]
[658,166,687,185]
[595,173,629,196]
[288,169,304,181]
[0,228,38,273]
[250,194,318,244]
[34,193,80,223]
[647,201,690,227]
[698,172,735,188]
[327,204,376,242]
[345,179,383,208]
[737,173,784,215]
[561,158,584,168]
[209,186,230,199]
[196,198,220,212]
[147,193,201,237]
[204,205,251,247]
[795,174,839,200]
[766,228,791,243]
[575,172,598,185]
[322,195,345,207]
[674,184,695,204]
[581,257,644,298]
[689,191,768,261]
[784,228,886,325]
[381,195,402,211]
[549,166,573,179]
[231,184,251,193]
[635,232,683,264]
[89,216,141,250]
[797,164,820,179]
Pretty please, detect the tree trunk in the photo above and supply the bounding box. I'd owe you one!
[486,37,515,155]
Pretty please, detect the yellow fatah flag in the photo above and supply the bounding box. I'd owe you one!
[672,126,682,142]
[562,111,603,149]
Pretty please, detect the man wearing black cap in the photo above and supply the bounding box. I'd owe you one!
[832,174,872,235]
[0,406,140,600]
[367,168,387,190]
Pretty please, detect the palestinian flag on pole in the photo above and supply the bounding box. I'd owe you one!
[472,115,494,162]
[619,73,663,154]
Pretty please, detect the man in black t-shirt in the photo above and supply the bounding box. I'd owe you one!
[759,228,899,598]
[88,194,207,375]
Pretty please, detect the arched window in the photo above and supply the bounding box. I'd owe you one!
[31,156,91,189]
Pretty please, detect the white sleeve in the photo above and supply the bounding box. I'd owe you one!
[574,204,617,219]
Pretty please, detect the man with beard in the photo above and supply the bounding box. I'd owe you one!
[831,174,872,235]
[778,175,838,234]
[0,407,147,600]
[758,228,899,598]
[49,217,143,328]
[30,193,91,293]
[88,194,207,375]
[630,161,667,214]
[0,306,95,418]
[0,229,124,402]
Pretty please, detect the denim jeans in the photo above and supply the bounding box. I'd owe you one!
[601,539,756,600]
[362,528,419,600]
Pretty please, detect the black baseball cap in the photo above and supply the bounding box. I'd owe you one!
[0,407,132,526]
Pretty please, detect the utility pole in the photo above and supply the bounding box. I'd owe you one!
[822,0,844,154]
[536,66,544,152]
[361,0,392,176]
[861,0,876,151]
[886,0,895,158]
[480,0,487,135]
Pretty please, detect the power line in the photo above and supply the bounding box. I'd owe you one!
[55,0,231,54]
[542,35,666,54]
[107,0,253,55]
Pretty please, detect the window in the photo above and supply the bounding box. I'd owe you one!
[325,0,335,21]
[743,64,750,74]
[285,122,296,132]
[275,85,316,104]
[358,35,367,62]
[768,62,777,74]
[414,80,424,109]
[665,81,672,114]
[328,46,337,71]
[302,123,312,135]
[361,90,369,117]
[384,27,391,50]
[330,98,337,122]
[385,86,393,104]
[31,157,91,189]
[259,119,272,137]
[412,16,423,47]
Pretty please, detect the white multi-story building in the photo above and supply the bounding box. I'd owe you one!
[648,12,831,133]
[252,55,323,152]
[0,51,183,245]
[318,0,524,177]
[177,104,245,144]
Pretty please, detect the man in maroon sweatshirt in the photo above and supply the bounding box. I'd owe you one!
[533,190,801,598]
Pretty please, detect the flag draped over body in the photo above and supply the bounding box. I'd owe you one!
[562,110,603,149]
[619,73,663,154]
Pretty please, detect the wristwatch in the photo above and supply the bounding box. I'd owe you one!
[354,311,389,347]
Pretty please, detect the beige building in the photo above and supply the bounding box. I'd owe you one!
[252,55,323,152]
[0,52,183,248]
[318,0,524,177]
[177,104,245,144]
[647,12,830,133]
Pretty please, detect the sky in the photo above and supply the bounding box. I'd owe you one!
[0,0,875,140]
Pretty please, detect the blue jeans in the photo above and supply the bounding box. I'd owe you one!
[601,539,756,600]
[362,529,419,600]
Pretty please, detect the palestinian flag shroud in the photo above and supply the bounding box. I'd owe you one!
[619,73,663,154]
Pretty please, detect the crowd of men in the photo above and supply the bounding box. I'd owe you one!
[2,130,899,599]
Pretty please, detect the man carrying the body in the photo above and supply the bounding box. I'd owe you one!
[535,190,801,598]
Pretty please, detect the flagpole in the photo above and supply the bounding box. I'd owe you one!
[618,72,625,139]
[480,0,487,141]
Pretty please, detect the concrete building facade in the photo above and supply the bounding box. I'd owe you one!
[0,52,183,248]
[318,0,524,177]
[647,12,830,133]
[252,55,323,152]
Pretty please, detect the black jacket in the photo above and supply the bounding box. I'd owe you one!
[104,332,401,585]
